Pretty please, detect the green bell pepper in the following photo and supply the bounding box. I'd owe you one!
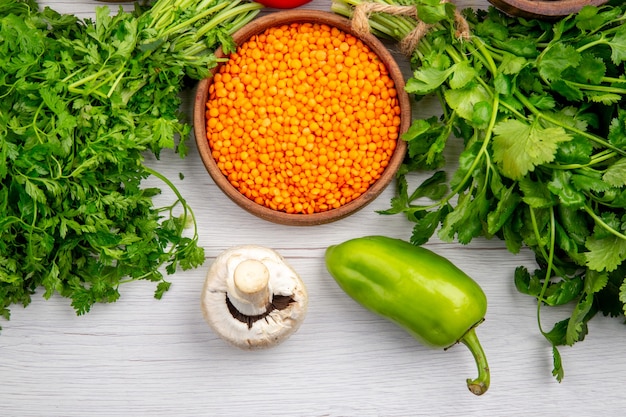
[325,235,490,395]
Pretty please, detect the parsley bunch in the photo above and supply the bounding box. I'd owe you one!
[0,0,262,323]
[333,0,626,380]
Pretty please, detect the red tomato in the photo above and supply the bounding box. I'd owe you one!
[256,0,312,8]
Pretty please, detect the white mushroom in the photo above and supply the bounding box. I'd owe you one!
[201,245,308,349]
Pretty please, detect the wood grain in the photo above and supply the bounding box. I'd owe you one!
[487,0,608,18]
[2,1,625,416]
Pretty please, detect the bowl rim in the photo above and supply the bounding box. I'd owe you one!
[487,0,608,18]
[193,10,410,226]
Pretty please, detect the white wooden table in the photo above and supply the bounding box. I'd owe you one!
[3,1,625,416]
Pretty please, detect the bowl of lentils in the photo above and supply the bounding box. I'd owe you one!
[194,10,410,226]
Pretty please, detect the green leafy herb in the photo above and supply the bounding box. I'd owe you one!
[332,0,626,380]
[0,0,262,323]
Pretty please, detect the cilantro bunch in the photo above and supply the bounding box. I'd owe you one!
[333,0,626,380]
[0,0,262,323]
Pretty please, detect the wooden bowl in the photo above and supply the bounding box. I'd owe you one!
[193,10,410,226]
[487,0,608,19]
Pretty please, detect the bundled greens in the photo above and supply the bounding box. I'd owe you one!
[0,0,262,322]
[332,0,626,380]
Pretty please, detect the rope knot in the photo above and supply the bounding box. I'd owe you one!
[350,1,470,56]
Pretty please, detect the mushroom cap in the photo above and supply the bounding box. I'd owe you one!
[201,245,308,349]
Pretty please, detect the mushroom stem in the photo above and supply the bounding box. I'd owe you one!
[228,259,271,316]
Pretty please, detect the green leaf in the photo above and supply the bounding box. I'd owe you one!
[574,54,606,85]
[554,135,593,165]
[449,60,477,89]
[487,183,521,235]
[547,170,585,208]
[593,212,620,239]
[602,158,626,187]
[571,172,611,193]
[415,0,452,24]
[596,264,626,317]
[528,94,556,111]
[514,266,542,297]
[549,106,589,132]
[545,277,584,306]
[444,83,491,122]
[499,53,527,75]
[551,79,583,101]
[518,176,553,208]
[475,17,508,41]
[410,208,447,246]
[401,118,431,145]
[608,23,626,65]
[152,117,177,149]
[575,5,610,31]
[494,72,512,95]
[515,266,583,306]
[552,344,564,381]
[438,187,488,244]
[154,280,171,300]
[380,175,409,215]
[492,38,538,59]
[111,18,138,60]
[539,43,581,82]
[558,205,590,246]
[584,268,609,295]
[408,170,448,202]
[178,242,205,271]
[619,280,626,315]
[555,221,581,256]
[503,219,523,254]
[544,318,568,346]
[450,141,482,191]
[565,293,593,346]
[585,235,626,272]
[24,179,47,204]
[401,117,449,170]
[471,101,492,129]
[492,119,572,180]
[586,91,622,105]
[406,67,454,95]
[608,109,626,148]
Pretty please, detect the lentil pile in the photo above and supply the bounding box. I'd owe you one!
[205,22,402,215]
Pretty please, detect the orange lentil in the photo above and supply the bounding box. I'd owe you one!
[205,22,401,215]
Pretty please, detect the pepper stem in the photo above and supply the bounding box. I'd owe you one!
[459,327,490,396]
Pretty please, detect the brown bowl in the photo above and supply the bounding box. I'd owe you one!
[488,0,608,19]
[193,10,410,226]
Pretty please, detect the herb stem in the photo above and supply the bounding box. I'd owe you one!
[449,94,499,196]
[471,37,499,75]
[196,2,264,39]
[68,67,120,97]
[583,204,626,241]
[575,36,607,54]
[332,0,425,42]
[529,206,558,311]
[107,66,127,98]
[158,1,231,39]
[567,80,626,95]
[413,94,500,213]
[603,76,626,84]
[143,165,199,239]
[514,89,626,157]
[545,149,617,170]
